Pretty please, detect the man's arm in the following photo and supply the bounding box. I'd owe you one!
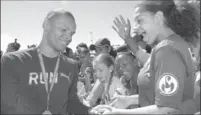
[83,67,93,93]
[1,54,19,114]
[66,62,90,114]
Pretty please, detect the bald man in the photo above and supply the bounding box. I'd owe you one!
[1,9,89,114]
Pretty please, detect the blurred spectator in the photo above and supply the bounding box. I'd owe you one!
[63,46,74,59]
[76,43,94,93]
[76,43,90,64]
[89,38,117,58]
[27,44,37,49]
[6,38,21,53]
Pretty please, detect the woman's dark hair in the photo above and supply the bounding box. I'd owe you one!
[177,1,200,43]
[109,47,117,58]
[136,0,200,43]
[145,44,152,54]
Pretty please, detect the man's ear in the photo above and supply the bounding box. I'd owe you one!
[43,20,51,31]
[154,11,164,26]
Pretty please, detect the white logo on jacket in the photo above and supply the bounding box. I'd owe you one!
[157,73,179,96]
[28,72,71,85]
[60,72,71,82]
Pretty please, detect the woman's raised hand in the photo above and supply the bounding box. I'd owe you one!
[112,15,132,41]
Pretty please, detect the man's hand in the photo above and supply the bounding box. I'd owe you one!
[83,67,93,92]
[90,105,115,115]
[194,111,200,115]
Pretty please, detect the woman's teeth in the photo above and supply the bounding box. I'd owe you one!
[61,40,67,45]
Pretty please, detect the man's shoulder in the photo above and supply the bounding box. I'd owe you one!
[61,54,79,66]
[1,48,36,63]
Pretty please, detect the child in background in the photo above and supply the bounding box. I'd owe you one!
[83,53,120,107]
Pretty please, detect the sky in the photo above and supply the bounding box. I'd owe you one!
[1,1,139,52]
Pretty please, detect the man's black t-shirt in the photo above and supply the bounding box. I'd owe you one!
[1,48,89,114]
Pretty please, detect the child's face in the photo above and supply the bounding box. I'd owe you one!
[115,54,138,80]
[93,62,112,83]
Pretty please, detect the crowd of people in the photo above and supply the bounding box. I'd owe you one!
[1,0,200,114]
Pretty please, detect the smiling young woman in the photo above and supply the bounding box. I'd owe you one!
[90,1,200,114]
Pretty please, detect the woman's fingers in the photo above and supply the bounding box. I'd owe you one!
[119,15,126,26]
[112,25,119,33]
[115,16,123,27]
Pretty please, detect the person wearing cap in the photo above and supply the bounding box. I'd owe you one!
[89,38,117,58]
[1,8,90,114]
